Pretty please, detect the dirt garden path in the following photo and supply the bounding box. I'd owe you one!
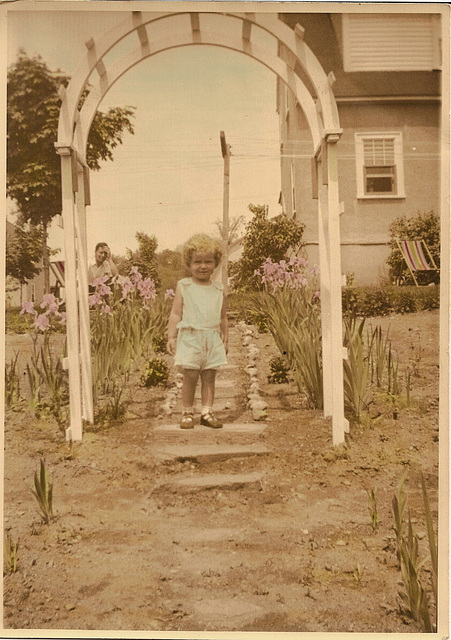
[3,311,440,633]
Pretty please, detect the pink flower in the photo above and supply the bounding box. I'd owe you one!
[130,266,143,283]
[102,305,112,315]
[20,300,36,315]
[165,288,175,300]
[138,277,156,302]
[34,313,50,331]
[89,294,102,308]
[313,290,321,299]
[40,293,57,309]
[99,284,112,297]
[60,312,67,325]
[310,265,320,276]
[91,275,109,288]
[119,276,135,300]
[48,302,59,314]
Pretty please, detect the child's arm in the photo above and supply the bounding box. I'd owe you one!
[167,284,183,356]
[220,296,228,354]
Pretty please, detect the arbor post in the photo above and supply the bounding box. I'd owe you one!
[325,131,349,445]
[74,157,93,424]
[315,148,333,417]
[220,131,231,296]
[56,147,83,441]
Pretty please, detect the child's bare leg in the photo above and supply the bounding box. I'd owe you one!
[200,369,216,408]
[182,369,200,409]
[200,369,222,428]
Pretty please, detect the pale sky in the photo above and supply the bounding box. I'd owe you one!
[7,9,282,261]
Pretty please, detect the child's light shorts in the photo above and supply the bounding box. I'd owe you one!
[175,327,227,371]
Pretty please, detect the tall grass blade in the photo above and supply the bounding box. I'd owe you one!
[421,474,438,606]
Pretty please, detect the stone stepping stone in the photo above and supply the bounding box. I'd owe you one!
[172,397,241,413]
[214,379,241,389]
[154,443,270,463]
[192,597,268,627]
[154,422,267,435]
[153,471,263,494]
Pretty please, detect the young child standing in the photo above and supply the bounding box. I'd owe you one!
[167,234,228,429]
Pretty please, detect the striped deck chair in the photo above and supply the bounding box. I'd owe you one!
[395,239,439,286]
[50,260,65,286]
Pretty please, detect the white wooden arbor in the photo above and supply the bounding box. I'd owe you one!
[56,10,348,445]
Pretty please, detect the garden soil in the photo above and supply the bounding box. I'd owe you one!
[3,310,441,634]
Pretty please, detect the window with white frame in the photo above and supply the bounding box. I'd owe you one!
[355,133,405,199]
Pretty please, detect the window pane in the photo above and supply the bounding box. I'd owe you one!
[363,139,395,166]
[364,165,396,193]
[366,177,393,193]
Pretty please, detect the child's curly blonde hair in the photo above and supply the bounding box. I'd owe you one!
[182,234,223,268]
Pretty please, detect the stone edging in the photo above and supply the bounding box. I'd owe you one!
[159,371,183,418]
[237,321,268,422]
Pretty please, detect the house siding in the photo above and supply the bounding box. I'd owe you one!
[276,13,441,285]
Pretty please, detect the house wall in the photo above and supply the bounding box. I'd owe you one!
[276,12,441,286]
[278,91,440,285]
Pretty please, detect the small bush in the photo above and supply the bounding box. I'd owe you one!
[5,308,33,334]
[342,286,439,317]
[152,333,167,354]
[267,356,290,384]
[140,358,169,387]
[387,211,440,284]
[5,353,21,410]
[227,293,268,332]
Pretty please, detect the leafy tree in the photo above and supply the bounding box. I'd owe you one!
[110,252,127,275]
[7,51,135,293]
[156,249,187,292]
[386,211,440,284]
[229,204,305,291]
[124,231,161,289]
[213,214,246,247]
[6,222,43,286]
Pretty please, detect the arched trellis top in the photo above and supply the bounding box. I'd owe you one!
[56,10,348,447]
[56,11,341,156]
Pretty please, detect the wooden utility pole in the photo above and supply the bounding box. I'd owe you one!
[220,131,231,296]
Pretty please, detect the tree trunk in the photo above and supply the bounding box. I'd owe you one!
[42,221,50,295]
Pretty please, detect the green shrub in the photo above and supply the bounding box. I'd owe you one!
[386,211,440,284]
[152,333,167,354]
[6,307,35,334]
[267,356,290,384]
[249,289,323,409]
[228,293,269,332]
[140,358,169,387]
[229,204,305,292]
[342,286,439,317]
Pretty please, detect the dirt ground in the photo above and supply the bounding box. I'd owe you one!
[3,309,441,634]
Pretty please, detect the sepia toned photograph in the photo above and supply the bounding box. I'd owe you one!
[1,1,449,636]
